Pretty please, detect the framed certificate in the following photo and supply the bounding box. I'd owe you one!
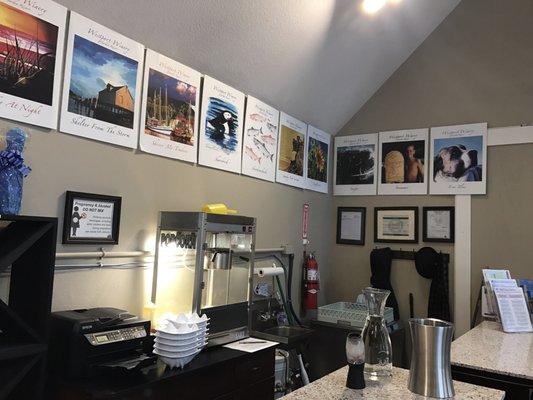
[336,207,366,245]
[374,207,418,243]
[62,191,122,244]
[423,207,454,243]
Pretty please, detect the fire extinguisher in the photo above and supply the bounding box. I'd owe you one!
[302,252,319,311]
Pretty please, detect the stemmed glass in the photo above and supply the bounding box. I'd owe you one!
[346,332,365,389]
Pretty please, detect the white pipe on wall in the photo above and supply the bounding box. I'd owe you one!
[55,247,286,260]
[55,250,150,260]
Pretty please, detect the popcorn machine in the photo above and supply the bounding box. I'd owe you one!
[150,212,256,346]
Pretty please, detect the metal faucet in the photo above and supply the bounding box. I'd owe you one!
[258,298,275,321]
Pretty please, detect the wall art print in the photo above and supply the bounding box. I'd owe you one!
[377,128,428,195]
[275,112,307,189]
[0,0,67,129]
[198,75,245,173]
[139,49,201,163]
[429,122,487,195]
[305,125,330,193]
[333,133,378,196]
[241,96,279,182]
[59,12,144,149]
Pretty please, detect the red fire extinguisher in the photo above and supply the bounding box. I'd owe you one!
[303,252,319,311]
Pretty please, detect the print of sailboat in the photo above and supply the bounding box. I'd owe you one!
[147,85,173,135]
[169,100,195,145]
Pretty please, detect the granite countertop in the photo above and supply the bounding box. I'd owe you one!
[451,321,533,380]
[281,366,504,399]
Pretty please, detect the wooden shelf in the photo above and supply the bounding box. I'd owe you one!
[0,300,41,342]
[0,355,41,399]
[0,220,55,268]
[0,343,46,361]
[0,215,57,400]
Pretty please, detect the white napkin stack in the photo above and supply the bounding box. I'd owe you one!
[153,312,209,369]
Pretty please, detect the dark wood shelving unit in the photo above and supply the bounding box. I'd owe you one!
[0,215,57,400]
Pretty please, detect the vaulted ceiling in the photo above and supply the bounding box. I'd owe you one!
[59,0,460,134]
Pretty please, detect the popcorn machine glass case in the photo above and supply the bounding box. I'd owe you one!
[151,212,256,346]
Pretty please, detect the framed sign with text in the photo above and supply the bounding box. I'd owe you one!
[62,191,121,244]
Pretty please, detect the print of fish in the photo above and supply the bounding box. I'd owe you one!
[266,122,277,133]
[261,134,276,146]
[247,126,263,136]
[253,136,274,162]
[245,145,262,164]
[249,113,266,122]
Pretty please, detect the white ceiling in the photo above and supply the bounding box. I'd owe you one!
[58,0,460,134]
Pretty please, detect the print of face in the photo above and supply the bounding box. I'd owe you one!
[406,145,415,159]
[434,145,478,179]
[223,111,232,120]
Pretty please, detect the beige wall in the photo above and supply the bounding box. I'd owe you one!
[332,0,533,324]
[1,0,531,325]
[0,126,332,316]
[329,196,455,325]
[471,144,533,306]
[0,1,345,317]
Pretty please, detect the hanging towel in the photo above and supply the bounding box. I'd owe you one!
[370,247,400,320]
[414,247,451,322]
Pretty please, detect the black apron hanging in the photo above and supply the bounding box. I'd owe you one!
[370,247,400,320]
[414,247,451,322]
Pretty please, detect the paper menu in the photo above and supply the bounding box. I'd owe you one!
[223,337,278,353]
[482,269,511,282]
[485,278,517,317]
[494,286,533,333]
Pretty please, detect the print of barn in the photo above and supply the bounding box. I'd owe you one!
[94,83,135,128]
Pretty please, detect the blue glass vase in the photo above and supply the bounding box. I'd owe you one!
[0,128,30,215]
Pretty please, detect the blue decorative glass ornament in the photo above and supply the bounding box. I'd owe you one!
[0,128,31,215]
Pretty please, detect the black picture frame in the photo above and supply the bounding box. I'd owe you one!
[62,191,122,245]
[336,207,366,245]
[423,206,455,243]
[374,206,418,244]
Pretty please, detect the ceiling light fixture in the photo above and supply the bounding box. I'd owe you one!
[362,0,387,14]
[361,0,402,14]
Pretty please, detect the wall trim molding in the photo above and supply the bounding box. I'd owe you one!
[454,195,471,337]
[488,125,533,146]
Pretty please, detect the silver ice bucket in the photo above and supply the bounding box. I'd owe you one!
[408,318,455,398]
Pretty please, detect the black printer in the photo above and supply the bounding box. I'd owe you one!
[49,307,153,379]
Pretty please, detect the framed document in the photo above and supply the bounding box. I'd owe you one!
[62,191,121,244]
[336,207,366,245]
[374,207,418,243]
[423,206,454,243]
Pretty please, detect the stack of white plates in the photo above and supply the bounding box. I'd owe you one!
[153,313,209,369]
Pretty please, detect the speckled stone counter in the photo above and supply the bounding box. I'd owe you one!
[281,366,504,399]
[451,321,533,379]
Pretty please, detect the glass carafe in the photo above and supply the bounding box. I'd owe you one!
[361,287,392,379]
